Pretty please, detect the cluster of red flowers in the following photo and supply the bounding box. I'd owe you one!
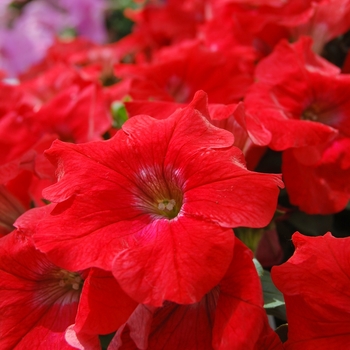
[1,0,350,349]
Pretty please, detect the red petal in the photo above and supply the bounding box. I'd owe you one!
[272,232,350,349]
[74,268,138,335]
[282,148,349,214]
[113,218,234,306]
[0,231,80,349]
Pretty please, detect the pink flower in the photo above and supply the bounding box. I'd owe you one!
[0,0,107,77]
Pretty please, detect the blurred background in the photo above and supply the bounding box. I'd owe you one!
[0,0,138,77]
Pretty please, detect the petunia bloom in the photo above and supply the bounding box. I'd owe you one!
[112,40,254,104]
[123,98,268,170]
[17,91,283,307]
[110,237,283,350]
[0,231,83,349]
[0,228,137,350]
[271,232,350,349]
[244,37,350,213]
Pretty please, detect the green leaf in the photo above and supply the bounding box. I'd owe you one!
[253,258,264,277]
[254,259,286,321]
[111,101,129,128]
[99,333,115,350]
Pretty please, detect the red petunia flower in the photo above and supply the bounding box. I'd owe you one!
[0,173,31,237]
[244,37,340,151]
[19,64,112,143]
[123,98,268,170]
[271,232,350,349]
[0,231,83,349]
[110,237,283,350]
[118,0,206,63]
[282,144,350,214]
[288,0,350,53]
[0,229,137,350]
[112,40,254,104]
[19,37,97,81]
[206,0,350,55]
[244,37,350,213]
[17,92,283,307]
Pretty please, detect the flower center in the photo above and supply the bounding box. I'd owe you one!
[56,269,83,291]
[156,198,181,219]
[301,104,320,121]
[135,166,184,219]
[301,102,338,127]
